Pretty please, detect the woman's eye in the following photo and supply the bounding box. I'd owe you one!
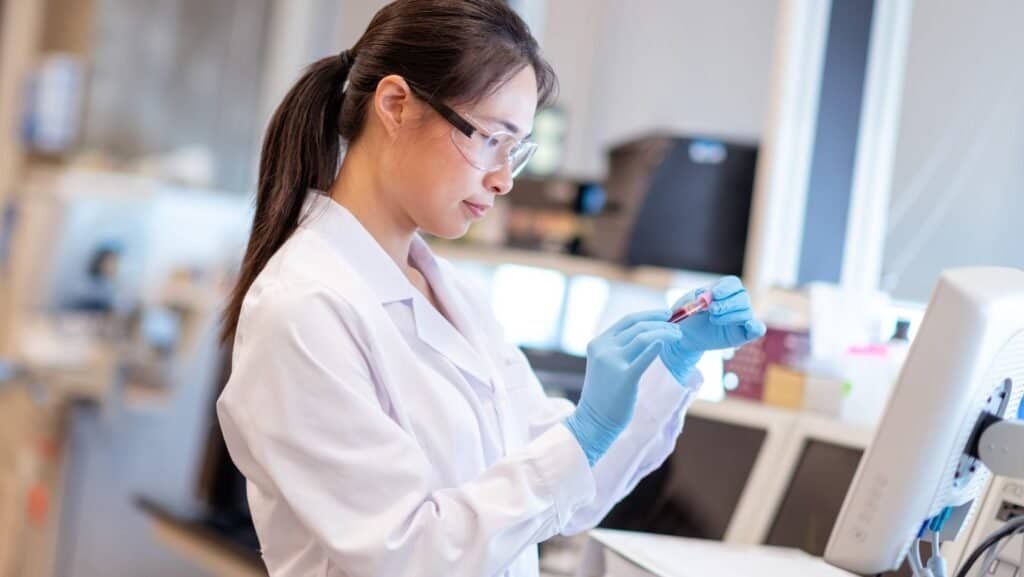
[485,136,501,148]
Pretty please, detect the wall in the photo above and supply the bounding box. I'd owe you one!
[258,0,344,155]
[881,0,1024,301]
[337,0,390,48]
[82,0,271,193]
[327,1,780,181]
[543,0,780,179]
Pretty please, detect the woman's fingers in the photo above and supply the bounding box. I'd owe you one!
[622,327,678,360]
[744,320,768,340]
[615,321,678,346]
[626,340,664,381]
[709,308,754,326]
[711,276,744,300]
[606,309,671,336]
[709,290,750,316]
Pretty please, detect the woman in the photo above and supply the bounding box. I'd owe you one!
[216,2,766,576]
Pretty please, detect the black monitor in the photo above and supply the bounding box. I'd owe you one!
[765,440,864,554]
[600,415,766,540]
[765,440,919,577]
[625,137,757,276]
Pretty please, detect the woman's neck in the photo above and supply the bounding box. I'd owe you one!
[328,142,419,276]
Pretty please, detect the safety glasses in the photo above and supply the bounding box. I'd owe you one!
[408,84,537,178]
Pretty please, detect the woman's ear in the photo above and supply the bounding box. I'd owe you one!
[372,75,416,141]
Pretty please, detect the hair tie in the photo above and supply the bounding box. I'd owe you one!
[338,49,354,68]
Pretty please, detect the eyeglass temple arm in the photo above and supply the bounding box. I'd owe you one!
[408,84,476,138]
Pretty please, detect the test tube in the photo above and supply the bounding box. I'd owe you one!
[669,291,712,324]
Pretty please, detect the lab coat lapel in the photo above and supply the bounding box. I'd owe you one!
[299,192,494,390]
[421,246,520,457]
[411,237,515,457]
[408,237,494,388]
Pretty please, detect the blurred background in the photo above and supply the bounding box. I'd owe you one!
[0,1,1021,576]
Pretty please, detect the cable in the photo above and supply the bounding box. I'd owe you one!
[974,518,1024,577]
[977,532,1012,577]
[927,508,954,577]
[1018,525,1024,575]
[954,516,1024,577]
[928,530,948,577]
[1018,527,1024,573]
[909,540,934,577]
[976,525,1024,577]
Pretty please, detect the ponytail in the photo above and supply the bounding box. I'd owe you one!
[221,51,353,345]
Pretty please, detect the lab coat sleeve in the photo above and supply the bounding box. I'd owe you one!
[216,283,597,577]
[561,358,700,534]
[499,344,699,536]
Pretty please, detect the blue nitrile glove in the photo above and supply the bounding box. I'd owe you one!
[661,276,768,383]
[565,310,679,467]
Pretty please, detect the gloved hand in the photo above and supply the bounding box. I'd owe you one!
[660,276,767,384]
[565,310,679,467]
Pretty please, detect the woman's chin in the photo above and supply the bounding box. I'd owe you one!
[422,219,470,240]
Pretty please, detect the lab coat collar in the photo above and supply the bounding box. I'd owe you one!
[299,192,494,388]
[408,236,496,389]
[299,192,415,304]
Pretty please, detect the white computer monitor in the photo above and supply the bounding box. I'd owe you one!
[600,397,796,544]
[825,268,1024,574]
[743,414,873,551]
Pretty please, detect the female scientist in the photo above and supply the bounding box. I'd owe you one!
[216,1,766,576]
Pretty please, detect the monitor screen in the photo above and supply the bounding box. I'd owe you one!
[625,138,757,276]
[600,415,766,540]
[766,440,864,555]
[766,439,923,576]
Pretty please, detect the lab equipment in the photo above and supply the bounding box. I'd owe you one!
[628,137,757,275]
[12,171,149,315]
[583,135,757,276]
[669,291,712,324]
[601,398,796,542]
[9,169,252,317]
[565,309,678,466]
[825,267,1024,575]
[767,440,865,554]
[754,416,873,556]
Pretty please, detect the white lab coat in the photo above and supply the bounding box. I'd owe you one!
[217,192,700,577]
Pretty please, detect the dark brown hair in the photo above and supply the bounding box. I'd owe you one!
[221,0,557,344]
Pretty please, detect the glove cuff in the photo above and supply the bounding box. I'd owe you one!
[663,351,702,385]
[564,401,623,467]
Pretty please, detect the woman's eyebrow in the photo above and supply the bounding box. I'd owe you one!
[478,115,524,136]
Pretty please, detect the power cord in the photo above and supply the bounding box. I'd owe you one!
[926,507,954,577]
[954,516,1024,577]
[909,539,933,577]
[928,530,948,577]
